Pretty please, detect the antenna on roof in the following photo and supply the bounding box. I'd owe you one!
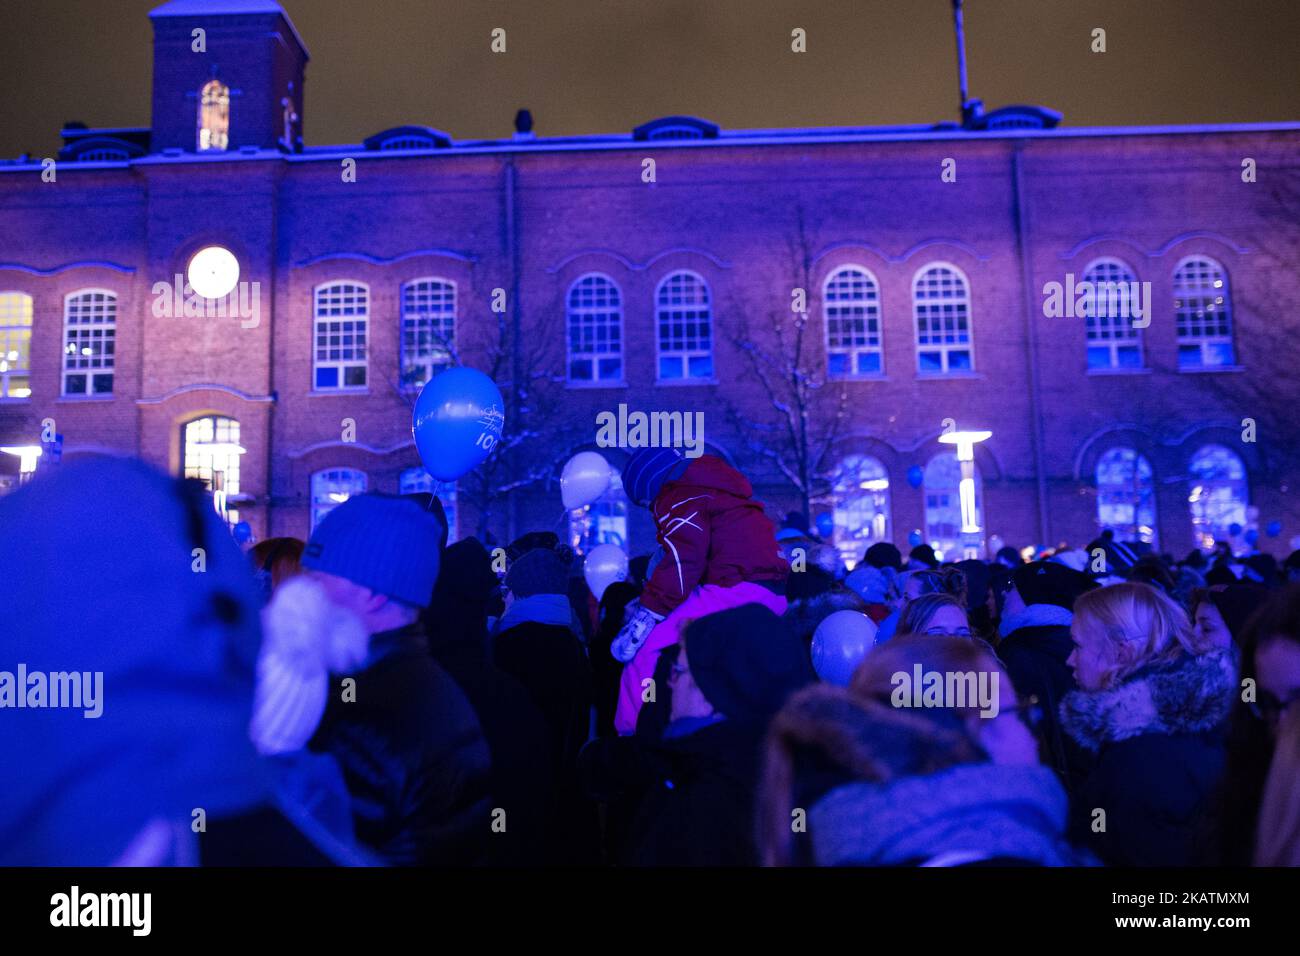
[950,0,983,127]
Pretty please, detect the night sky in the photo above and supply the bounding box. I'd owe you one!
[1,0,1297,157]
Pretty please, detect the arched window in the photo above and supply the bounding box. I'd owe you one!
[828,455,891,567]
[569,468,628,551]
[0,292,33,399]
[401,278,455,388]
[183,416,243,526]
[913,264,972,374]
[400,467,458,542]
[311,468,367,531]
[824,266,883,378]
[1174,257,1235,368]
[198,80,230,152]
[1082,258,1143,370]
[1095,447,1158,545]
[567,274,624,384]
[1189,445,1248,548]
[656,271,713,381]
[62,289,117,396]
[313,282,369,390]
[924,452,982,561]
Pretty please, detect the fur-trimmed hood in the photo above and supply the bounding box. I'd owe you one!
[1060,650,1236,752]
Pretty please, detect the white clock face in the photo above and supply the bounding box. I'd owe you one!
[187,245,240,299]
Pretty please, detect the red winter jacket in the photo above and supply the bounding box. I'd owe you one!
[640,456,789,617]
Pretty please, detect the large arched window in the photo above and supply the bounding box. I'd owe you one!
[401,278,456,388]
[1174,256,1235,368]
[400,466,458,542]
[824,266,883,378]
[567,274,623,384]
[656,271,713,381]
[1095,447,1158,545]
[913,264,972,374]
[0,292,33,399]
[62,289,117,396]
[1189,445,1248,548]
[828,455,891,567]
[311,468,367,531]
[1082,258,1143,370]
[183,416,243,526]
[569,468,628,551]
[198,80,230,152]
[313,282,369,390]
[924,452,982,561]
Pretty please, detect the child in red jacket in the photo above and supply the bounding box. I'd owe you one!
[611,447,789,734]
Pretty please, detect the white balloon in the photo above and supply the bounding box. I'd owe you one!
[584,544,629,601]
[561,451,612,510]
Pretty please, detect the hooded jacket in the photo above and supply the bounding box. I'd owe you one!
[809,763,1086,867]
[639,455,789,617]
[1060,650,1234,866]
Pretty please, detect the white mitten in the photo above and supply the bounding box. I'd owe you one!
[610,600,665,663]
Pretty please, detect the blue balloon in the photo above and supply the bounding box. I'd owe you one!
[906,465,924,488]
[908,529,923,547]
[232,520,252,544]
[412,367,506,481]
[1266,520,1283,538]
[815,512,834,537]
[811,611,879,686]
[1229,522,1243,537]
[1245,528,1259,546]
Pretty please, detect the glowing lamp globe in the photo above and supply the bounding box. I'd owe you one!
[188,246,240,299]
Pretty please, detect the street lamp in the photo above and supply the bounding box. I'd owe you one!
[0,444,43,483]
[938,429,992,556]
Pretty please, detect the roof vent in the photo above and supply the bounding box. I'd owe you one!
[966,105,1062,131]
[632,115,720,142]
[363,126,452,151]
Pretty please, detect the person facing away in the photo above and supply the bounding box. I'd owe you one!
[303,493,493,866]
[610,447,790,734]
[1060,582,1234,866]
[492,544,600,864]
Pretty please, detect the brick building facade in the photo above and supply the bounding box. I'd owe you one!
[1,0,1297,564]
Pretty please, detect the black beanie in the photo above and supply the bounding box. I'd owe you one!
[1012,561,1097,610]
[684,604,816,724]
[505,548,568,598]
[1206,584,1268,645]
[864,542,903,571]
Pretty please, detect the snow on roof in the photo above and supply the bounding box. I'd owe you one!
[151,0,285,15]
[149,0,308,56]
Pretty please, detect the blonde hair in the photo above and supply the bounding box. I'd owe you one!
[1072,582,1199,688]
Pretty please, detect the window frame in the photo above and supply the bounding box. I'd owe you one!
[311,468,368,531]
[62,288,117,397]
[1173,255,1235,369]
[312,281,370,392]
[923,451,983,561]
[566,273,625,386]
[823,266,884,379]
[827,454,892,566]
[654,270,714,384]
[400,276,456,390]
[1188,444,1249,548]
[1094,446,1158,546]
[1081,257,1145,371]
[198,79,231,153]
[0,291,33,399]
[912,262,974,376]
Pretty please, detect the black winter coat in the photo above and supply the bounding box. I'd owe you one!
[582,718,766,866]
[310,623,493,866]
[1060,650,1234,867]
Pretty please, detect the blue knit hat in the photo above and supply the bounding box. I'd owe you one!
[303,494,441,607]
[622,447,688,507]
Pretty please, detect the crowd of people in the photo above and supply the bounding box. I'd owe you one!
[2,450,1298,867]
